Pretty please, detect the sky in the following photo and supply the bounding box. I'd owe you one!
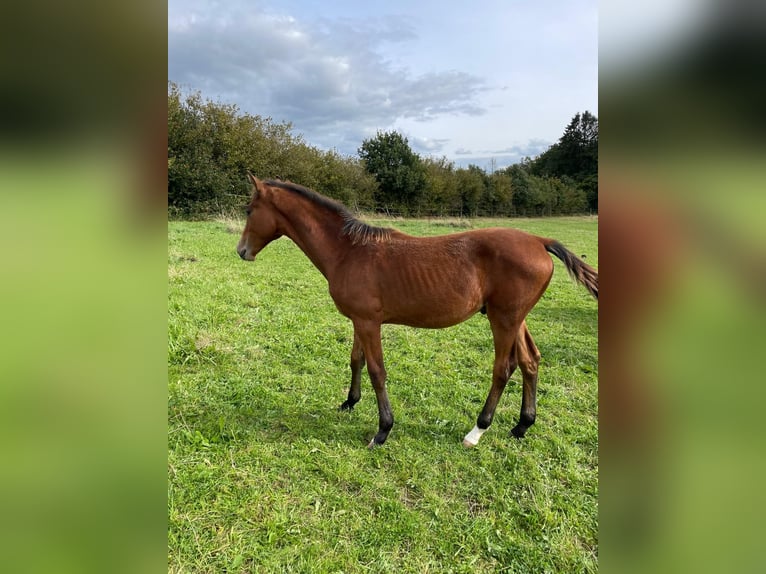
[168,0,598,170]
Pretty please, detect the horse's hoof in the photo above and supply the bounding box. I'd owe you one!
[463,425,486,447]
[510,425,527,439]
[338,401,354,411]
[367,432,389,448]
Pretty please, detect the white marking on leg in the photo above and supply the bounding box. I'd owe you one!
[462,425,487,448]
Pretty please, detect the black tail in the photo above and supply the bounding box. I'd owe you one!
[545,241,598,300]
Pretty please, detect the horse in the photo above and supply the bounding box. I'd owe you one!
[236,173,598,448]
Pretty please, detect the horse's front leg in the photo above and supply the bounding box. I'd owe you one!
[339,331,364,410]
[353,320,392,447]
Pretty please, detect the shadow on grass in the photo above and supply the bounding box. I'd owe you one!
[174,401,442,451]
[171,380,546,453]
[532,302,598,325]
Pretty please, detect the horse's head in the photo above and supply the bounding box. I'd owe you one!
[237,173,282,261]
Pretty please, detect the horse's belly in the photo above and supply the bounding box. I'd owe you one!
[380,268,485,327]
[383,296,484,328]
[386,313,478,329]
[331,255,486,326]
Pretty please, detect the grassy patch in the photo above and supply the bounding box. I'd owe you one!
[169,216,598,572]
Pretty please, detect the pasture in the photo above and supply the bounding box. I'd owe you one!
[168,216,598,573]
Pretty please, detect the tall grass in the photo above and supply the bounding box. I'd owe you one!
[168,216,598,573]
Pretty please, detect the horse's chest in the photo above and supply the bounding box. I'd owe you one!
[328,275,381,319]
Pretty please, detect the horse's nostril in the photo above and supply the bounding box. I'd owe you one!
[238,247,246,259]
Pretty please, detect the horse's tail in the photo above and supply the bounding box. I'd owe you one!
[544,240,598,300]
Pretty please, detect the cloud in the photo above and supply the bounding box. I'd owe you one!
[450,138,554,170]
[168,4,488,155]
[410,136,450,154]
[486,138,552,157]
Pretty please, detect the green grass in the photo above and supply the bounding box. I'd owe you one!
[168,216,598,573]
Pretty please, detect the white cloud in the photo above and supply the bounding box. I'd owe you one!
[486,138,552,157]
[168,1,597,164]
[410,136,450,154]
[449,138,553,169]
[168,4,488,154]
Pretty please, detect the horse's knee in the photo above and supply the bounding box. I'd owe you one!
[350,356,364,374]
[351,343,365,364]
[516,326,541,369]
[520,360,538,378]
[516,339,539,374]
[493,356,516,382]
[367,362,387,386]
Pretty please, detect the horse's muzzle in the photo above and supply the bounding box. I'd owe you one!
[237,247,248,260]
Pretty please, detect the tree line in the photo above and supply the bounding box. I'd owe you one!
[168,82,597,218]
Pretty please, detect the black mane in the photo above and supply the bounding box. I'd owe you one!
[266,179,392,245]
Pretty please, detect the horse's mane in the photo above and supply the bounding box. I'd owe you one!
[265,179,393,245]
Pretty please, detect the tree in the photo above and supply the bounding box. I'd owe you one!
[168,84,239,215]
[529,111,598,212]
[506,164,531,216]
[422,156,460,215]
[455,165,486,216]
[358,131,426,215]
[481,171,513,216]
[168,82,596,218]
[167,82,377,217]
[313,149,377,211]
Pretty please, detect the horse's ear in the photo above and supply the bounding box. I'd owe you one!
[246,171,261,198]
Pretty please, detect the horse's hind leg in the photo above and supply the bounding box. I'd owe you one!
[463,313,520,447]
[339,331,364,410]
[511,321,541,439]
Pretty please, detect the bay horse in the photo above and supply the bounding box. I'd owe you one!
[237,173,598,448]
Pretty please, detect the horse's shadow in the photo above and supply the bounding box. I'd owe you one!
[172,381,530,451]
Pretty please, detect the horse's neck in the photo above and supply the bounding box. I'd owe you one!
[276,200,347,279]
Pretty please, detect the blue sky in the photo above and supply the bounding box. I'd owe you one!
[168,0,597,170]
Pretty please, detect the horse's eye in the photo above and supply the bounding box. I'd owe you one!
[245,207,252,216]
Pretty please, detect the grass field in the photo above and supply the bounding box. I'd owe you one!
[168,215,598,573]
